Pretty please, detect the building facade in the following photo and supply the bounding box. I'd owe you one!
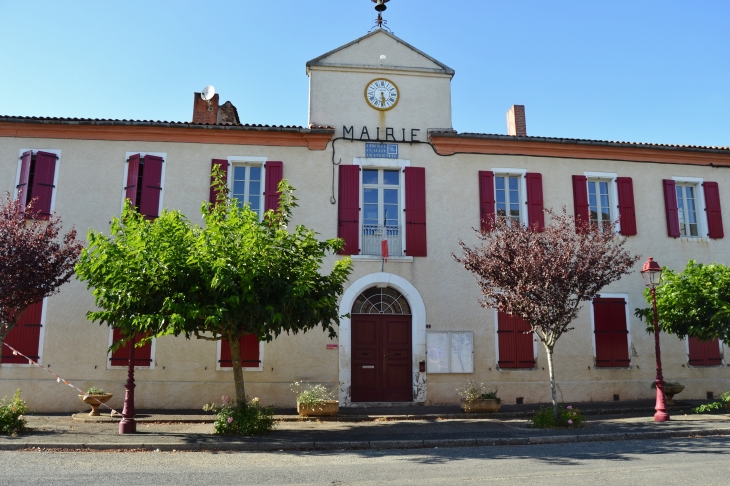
[1,30,729,412]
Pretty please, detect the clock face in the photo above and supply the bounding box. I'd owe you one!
[365,78,399,111]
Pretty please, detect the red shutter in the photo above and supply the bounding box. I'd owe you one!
[219,334,260,368]
[572,175,589,233]
[209,159,229,204]
[593,298,630,368]
[497,312,535,369]
[616,177,637,236]
[688,337,723,367]
[337,165,360,255]
[109,329,152,367]
[1,301,43,364]
[139,155,164,220]
[479,171,495,232]
[703,182,724,239]
[17,151,32,209]
[31,151,57,219]
[405,166,427,257]
[264,161,284,213]
[125,154,141,206]
[663,179,680,237]
[526,172,545,232]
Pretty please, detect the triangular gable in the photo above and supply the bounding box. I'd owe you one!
[307,29,454,77]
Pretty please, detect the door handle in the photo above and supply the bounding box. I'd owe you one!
[362,365,374,369]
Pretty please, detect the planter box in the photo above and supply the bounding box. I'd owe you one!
[460,398,501,413]
[78,393,113,416]
[297,400,339,417]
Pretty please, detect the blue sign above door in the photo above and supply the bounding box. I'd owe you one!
[365,143,398,159]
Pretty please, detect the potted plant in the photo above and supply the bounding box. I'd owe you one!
[651,380,684,406]
[78,387,113,416]
[458,381,501,413]
[291,382,339,417]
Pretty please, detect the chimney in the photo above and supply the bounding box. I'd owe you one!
[192,92,219,124]
[507,105,527,137]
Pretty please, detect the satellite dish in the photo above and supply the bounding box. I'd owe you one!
[200,85,216,101]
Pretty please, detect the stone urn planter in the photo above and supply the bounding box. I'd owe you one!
[78,394,113,416]
[663,385,685,406]
[297,400,339,417]
[460,398,501,413]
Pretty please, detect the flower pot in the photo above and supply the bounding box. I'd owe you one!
[78,394,113,416]
[460,398,501,413]
[297,400,339,417]
[663,385,685,406]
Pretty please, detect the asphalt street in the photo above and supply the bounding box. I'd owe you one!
[2,436,729,485]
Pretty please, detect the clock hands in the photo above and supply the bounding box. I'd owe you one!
[380,92,387,107]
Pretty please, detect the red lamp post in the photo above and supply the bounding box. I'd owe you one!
[118,336,137,434]
[640,257,669,422]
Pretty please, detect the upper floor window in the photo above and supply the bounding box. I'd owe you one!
[123,152,166,220]
[16,149,60,219]
[495,175,521,224]
[587,179,613,228]
[232,165,263,217]
[362,168,401,256]
[675,184,699,237]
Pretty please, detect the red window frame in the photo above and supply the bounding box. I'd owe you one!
[496,311,536,369]
[592,297,631,368]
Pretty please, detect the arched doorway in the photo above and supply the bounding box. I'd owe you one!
[350,287,413,402]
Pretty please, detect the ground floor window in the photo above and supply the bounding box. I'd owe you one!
[688,337,723,367]
[1,300,44,365]
[108,329,154,368]
[592,297,630,368]
[218,334,262,371]
[496,311,535,369]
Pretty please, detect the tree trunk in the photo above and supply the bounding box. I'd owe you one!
[545,344,559,422]
[227,333,246,404]
[0,332,5,365]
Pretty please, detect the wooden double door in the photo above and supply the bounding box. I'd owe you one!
[351,314,412,402]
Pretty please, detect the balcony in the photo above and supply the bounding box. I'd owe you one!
[362,225,402,256]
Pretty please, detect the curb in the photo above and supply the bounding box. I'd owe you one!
[4,427,730,452]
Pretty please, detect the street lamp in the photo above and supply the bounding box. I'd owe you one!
[641,257,669,422]
[118,336,137,434]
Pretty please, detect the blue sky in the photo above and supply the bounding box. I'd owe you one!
[1,1,728,147]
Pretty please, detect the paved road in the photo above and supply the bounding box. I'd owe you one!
[2,436,730,485]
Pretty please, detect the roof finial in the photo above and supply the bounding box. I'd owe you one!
[370,0,393,33]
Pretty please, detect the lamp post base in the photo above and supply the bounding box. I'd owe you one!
[654,385,670,422]
[654,411,670,422]
[119,418,137,434]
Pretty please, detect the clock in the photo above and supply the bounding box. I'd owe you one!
[365,78,399,111]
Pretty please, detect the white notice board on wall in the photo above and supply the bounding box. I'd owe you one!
[426,331,474,373]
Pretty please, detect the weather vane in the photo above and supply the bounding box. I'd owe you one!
[370,0,393,33]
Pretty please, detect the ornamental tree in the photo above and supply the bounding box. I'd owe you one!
[635,260,730,343]
[0,192,82,362]
[76,169,352,404]
[454,209,640,419]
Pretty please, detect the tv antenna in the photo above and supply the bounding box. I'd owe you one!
[200,85,216,111]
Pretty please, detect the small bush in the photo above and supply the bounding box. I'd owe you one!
[203,396,275,436]
[0,390,30,436]
[693,391,730,414]
[291,382,337,406]
[86,387,106,395]
[532,405,583,428]
[457,380,500,403]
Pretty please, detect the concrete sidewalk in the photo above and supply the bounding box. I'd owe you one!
[3,410,729,452]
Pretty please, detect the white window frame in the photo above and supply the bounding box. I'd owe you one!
[672,176,708,239]
[15,149,62,214]
[121,152,167,215]
[685,337,724,368]
[354,157,410,258]
[589,293,632,369]
[1,298,47,368]
[227,156,267,219]
[492,307,538,371]
[215,339,265,372]
[106,328,156,370]
[491,168,527,226]
[584,171,619,233]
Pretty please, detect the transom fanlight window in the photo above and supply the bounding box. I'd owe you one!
[352,287,411,315]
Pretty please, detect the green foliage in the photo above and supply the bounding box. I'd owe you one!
[0,390,30,436]
[532,405,583,428]
[86,387,106,395]
[635,260,730,343]
[204,396,275,435]
[650,381,681,389]
[457,380,500,402]
[693,391,730,414]
[291,382,337,406]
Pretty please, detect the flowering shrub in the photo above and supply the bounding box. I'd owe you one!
[457,381,500,403]
[291,382,337,406]
[203,396,275,436]
[531,405,583,428]
[0,390,30,436]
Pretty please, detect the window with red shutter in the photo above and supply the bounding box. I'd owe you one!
[209,159,228,205]
[479,171,495,232]
[405,167,427,257]
[218,334,261,369]
[264,161,283,213]
[496,311,535,369]
[663,179,681,237]
[1,300,44,365]
[338,165,361,255]
[592,297,630,368]
[125,154,141,206]
[616,177,637,235]
[688,337,723,367]
[572,175,589,232]
[16,151,32,209]
[124,153,164,220]
[16,150,58,218]
[526,172,544,232]
[108,328,153,368]
[703,182,724,239]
